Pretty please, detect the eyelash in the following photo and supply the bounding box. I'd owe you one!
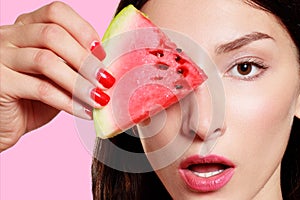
[225,58,269,81]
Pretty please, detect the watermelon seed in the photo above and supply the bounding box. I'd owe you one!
[177,67,184,74]
[156,64,169,70]
[151,76,164,81]
[177,66,189,77]
[157,52,164,57]
[175,56,181,62]
[175,84,184,89]
[176,48,182,53]
[150,50,164,57]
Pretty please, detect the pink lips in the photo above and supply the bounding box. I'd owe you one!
[179,154,235,193]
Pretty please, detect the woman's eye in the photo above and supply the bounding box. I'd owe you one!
[225,61,267,80]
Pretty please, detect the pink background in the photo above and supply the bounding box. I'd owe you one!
[0,0,120,199]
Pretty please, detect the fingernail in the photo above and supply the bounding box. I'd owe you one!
[96,68,116,89]
[90,88,110,106]
[84,107,93,119]
[90,41,106,60]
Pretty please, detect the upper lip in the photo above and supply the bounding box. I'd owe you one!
[179,154,235,170]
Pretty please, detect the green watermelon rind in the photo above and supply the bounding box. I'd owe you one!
[102,5,148,42]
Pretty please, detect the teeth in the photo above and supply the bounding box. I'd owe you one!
[192,170,224,178]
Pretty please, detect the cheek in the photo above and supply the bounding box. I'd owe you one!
[225,72,298,157]
[222,74,299,194]
[139,103,182,153]
[139,103,195,171]
[230,87,293,132]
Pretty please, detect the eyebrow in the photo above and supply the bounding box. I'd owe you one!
[215,32,274,54]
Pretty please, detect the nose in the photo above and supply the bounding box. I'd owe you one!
[181,82,225,141]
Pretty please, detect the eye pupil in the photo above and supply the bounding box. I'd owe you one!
[237,63,252,75]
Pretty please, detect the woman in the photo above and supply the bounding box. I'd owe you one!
[92,0,300,199]
[0,0,299,200]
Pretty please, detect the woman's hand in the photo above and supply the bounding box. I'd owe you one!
[0,1,113,152]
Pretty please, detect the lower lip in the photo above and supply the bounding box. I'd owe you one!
[179,168,235,192]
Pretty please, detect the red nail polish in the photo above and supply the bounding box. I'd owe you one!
[91,88,110,106]
[97,68,116,89]
[90,41,106,60]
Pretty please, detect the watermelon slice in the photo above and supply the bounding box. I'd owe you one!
[93,5,207,139]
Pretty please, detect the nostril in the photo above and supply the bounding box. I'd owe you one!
[206,128,224,141]
[189,130,196,136]
[214,128,222,134]
[189,127,224,141]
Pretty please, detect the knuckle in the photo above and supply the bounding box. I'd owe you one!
[40,24,62,44]
[33,49,55,72]
[65,98,73,113]
[45,1,68,19]
[0,25,10,42]
[37,80,53,102]
[14,13,27,24]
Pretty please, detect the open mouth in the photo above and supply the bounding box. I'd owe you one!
[188,163,229,178]
[179,155,235,193]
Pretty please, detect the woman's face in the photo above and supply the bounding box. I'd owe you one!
[138,0,300,199]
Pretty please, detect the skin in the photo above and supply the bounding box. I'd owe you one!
[138,0,300,199]
[1,0,299,199]
[0,2,106,152]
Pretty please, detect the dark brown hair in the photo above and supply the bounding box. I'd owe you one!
[92,0,300,199]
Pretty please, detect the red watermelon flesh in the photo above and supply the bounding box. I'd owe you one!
[93,5,207,139]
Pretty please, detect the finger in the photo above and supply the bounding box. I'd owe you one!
[1,47,110,108]
[14,1,103,53]
[3,24,110,89]
[1,66,92,120]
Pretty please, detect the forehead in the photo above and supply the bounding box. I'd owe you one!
[141,0,293,54]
